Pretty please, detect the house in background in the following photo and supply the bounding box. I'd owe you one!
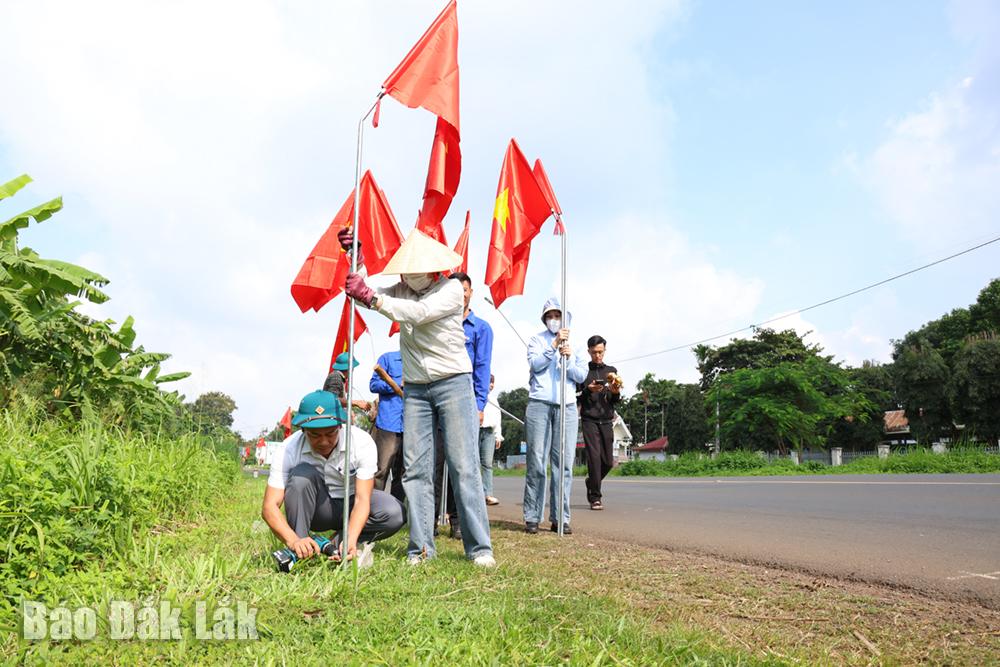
[632,435,669,461]
[612,413,633,463]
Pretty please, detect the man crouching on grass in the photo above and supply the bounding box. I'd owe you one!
[261,390,405,568]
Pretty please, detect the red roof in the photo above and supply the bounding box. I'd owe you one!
[634,436,669,452]
[883,410,909,433]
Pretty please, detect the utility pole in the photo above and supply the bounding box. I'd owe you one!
[644,401,648,443]
[714,395,720,456]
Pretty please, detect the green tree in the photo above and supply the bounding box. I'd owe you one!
[948,335,1000,446]
[893,340,952,445]
[1,174,189,430]
[188,391,238,435]
[969,278,1000,334]
[826,361,895,451]
[497,387,528,457]
[695,327,825,390]
[707,358,872,454]
[893,308,971,367]
[619,374,709,451]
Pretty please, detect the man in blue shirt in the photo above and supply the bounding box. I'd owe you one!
[523,297,588,535]
[434,272,494,539]
[370,349,405,502]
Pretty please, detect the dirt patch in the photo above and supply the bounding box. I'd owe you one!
[492,521,1000,665]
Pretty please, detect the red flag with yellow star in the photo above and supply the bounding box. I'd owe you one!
[415,117,461,243]
[291,170,403,313]
[330,298,368,370]
[382,0,460,133]
[532,159,565,235]
[452,210,470,274]
[484,139,551,306]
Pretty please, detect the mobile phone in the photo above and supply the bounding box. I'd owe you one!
[593,378,607,385]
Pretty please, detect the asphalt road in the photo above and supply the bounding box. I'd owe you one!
[488,474,1000,606]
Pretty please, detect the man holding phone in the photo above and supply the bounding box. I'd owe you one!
[577,335,621,510]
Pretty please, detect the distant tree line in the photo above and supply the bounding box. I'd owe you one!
[498,277,1000,454]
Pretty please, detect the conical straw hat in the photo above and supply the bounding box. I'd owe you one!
[382,228,462,275]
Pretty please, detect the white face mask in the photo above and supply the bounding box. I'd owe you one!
[402,273,434,292]
[546,318,561,334]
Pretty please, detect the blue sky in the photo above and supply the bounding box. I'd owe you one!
[1,0,997,437]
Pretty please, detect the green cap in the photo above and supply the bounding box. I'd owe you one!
[291,390,348,429]
[331,352,360,372]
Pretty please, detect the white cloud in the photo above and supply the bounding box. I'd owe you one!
[858,1,1000,247]
[1,0,770,436]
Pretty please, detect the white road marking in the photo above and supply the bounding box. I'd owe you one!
[946,571,1000,581]
[606,478,1000,486]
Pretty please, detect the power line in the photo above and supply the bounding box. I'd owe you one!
[615,233,1000,364]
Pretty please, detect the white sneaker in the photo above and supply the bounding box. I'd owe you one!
[406,554,424,566]
[356,542,374,569]
[472,554,496,568]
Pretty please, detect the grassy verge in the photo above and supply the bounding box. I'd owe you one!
[8,475,999,665]
[0,408,240,629]
[616,449,1000,476]
[6,476,777,666]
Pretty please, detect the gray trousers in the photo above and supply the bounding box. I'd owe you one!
[284,463,405,543]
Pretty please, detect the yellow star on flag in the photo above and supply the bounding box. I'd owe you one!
[493,188,510,232]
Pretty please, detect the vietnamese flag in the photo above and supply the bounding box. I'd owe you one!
[388,321,400,337]
[280,407,293,438]
[452,210,470,274]
[484,139,552,307]
[382,0,460,132]
[330,298,368,371]
[355,171,405,275]
[382,1,462,245]
[415,117,461,243]
[533,159,565,235]
[290,170,403,313]
[290,195,352,313]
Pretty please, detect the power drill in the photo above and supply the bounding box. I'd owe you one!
[272,534,338,572]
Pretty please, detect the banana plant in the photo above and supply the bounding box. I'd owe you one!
[1,174,190,431]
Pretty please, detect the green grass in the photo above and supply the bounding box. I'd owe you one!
[0,408,240,628]
[5,476,779,666]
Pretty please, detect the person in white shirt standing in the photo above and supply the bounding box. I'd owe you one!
[260,390,405,568]
[341,228,495,568]
[480,374,503,506]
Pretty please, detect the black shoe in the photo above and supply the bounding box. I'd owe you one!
[449,524,463,540]
[524,522,539,534]
[550,523,572,535]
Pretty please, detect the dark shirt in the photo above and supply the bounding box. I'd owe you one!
[577,362,621,422]
[370,351,404,433]
[462,309,493,411]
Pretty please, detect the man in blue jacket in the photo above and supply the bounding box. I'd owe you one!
[370,349,405,502]
[523,298,588,535]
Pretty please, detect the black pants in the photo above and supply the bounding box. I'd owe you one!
[373,427,405,503]
[582,420,614,503]
[283,463,406,542]
[433,427,457,521]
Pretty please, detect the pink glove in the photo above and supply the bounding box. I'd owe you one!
[337,227,354,252]
[346,272,375,306]
[337,227,364,265]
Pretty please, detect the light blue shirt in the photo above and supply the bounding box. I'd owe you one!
[526,329,588,404]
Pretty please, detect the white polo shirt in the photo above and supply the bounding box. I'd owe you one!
[267,426,377,499]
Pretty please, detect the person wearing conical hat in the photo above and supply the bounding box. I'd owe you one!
[339,228,495,568]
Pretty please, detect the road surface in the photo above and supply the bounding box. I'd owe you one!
[488,474,1000,606]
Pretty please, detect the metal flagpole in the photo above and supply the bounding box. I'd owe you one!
[343,92,383,563]
[556,212,567,537]
[439,461,450,527]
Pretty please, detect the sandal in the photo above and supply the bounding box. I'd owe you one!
[590,500,603,510]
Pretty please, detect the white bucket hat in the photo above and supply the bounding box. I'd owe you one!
[382,228,463,275]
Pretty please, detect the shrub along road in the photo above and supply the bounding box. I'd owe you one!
[490,474,1000,607]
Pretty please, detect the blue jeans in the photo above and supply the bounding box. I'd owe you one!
[479,427,497,496]
[523,399,578,526]
[402,373,492,560]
